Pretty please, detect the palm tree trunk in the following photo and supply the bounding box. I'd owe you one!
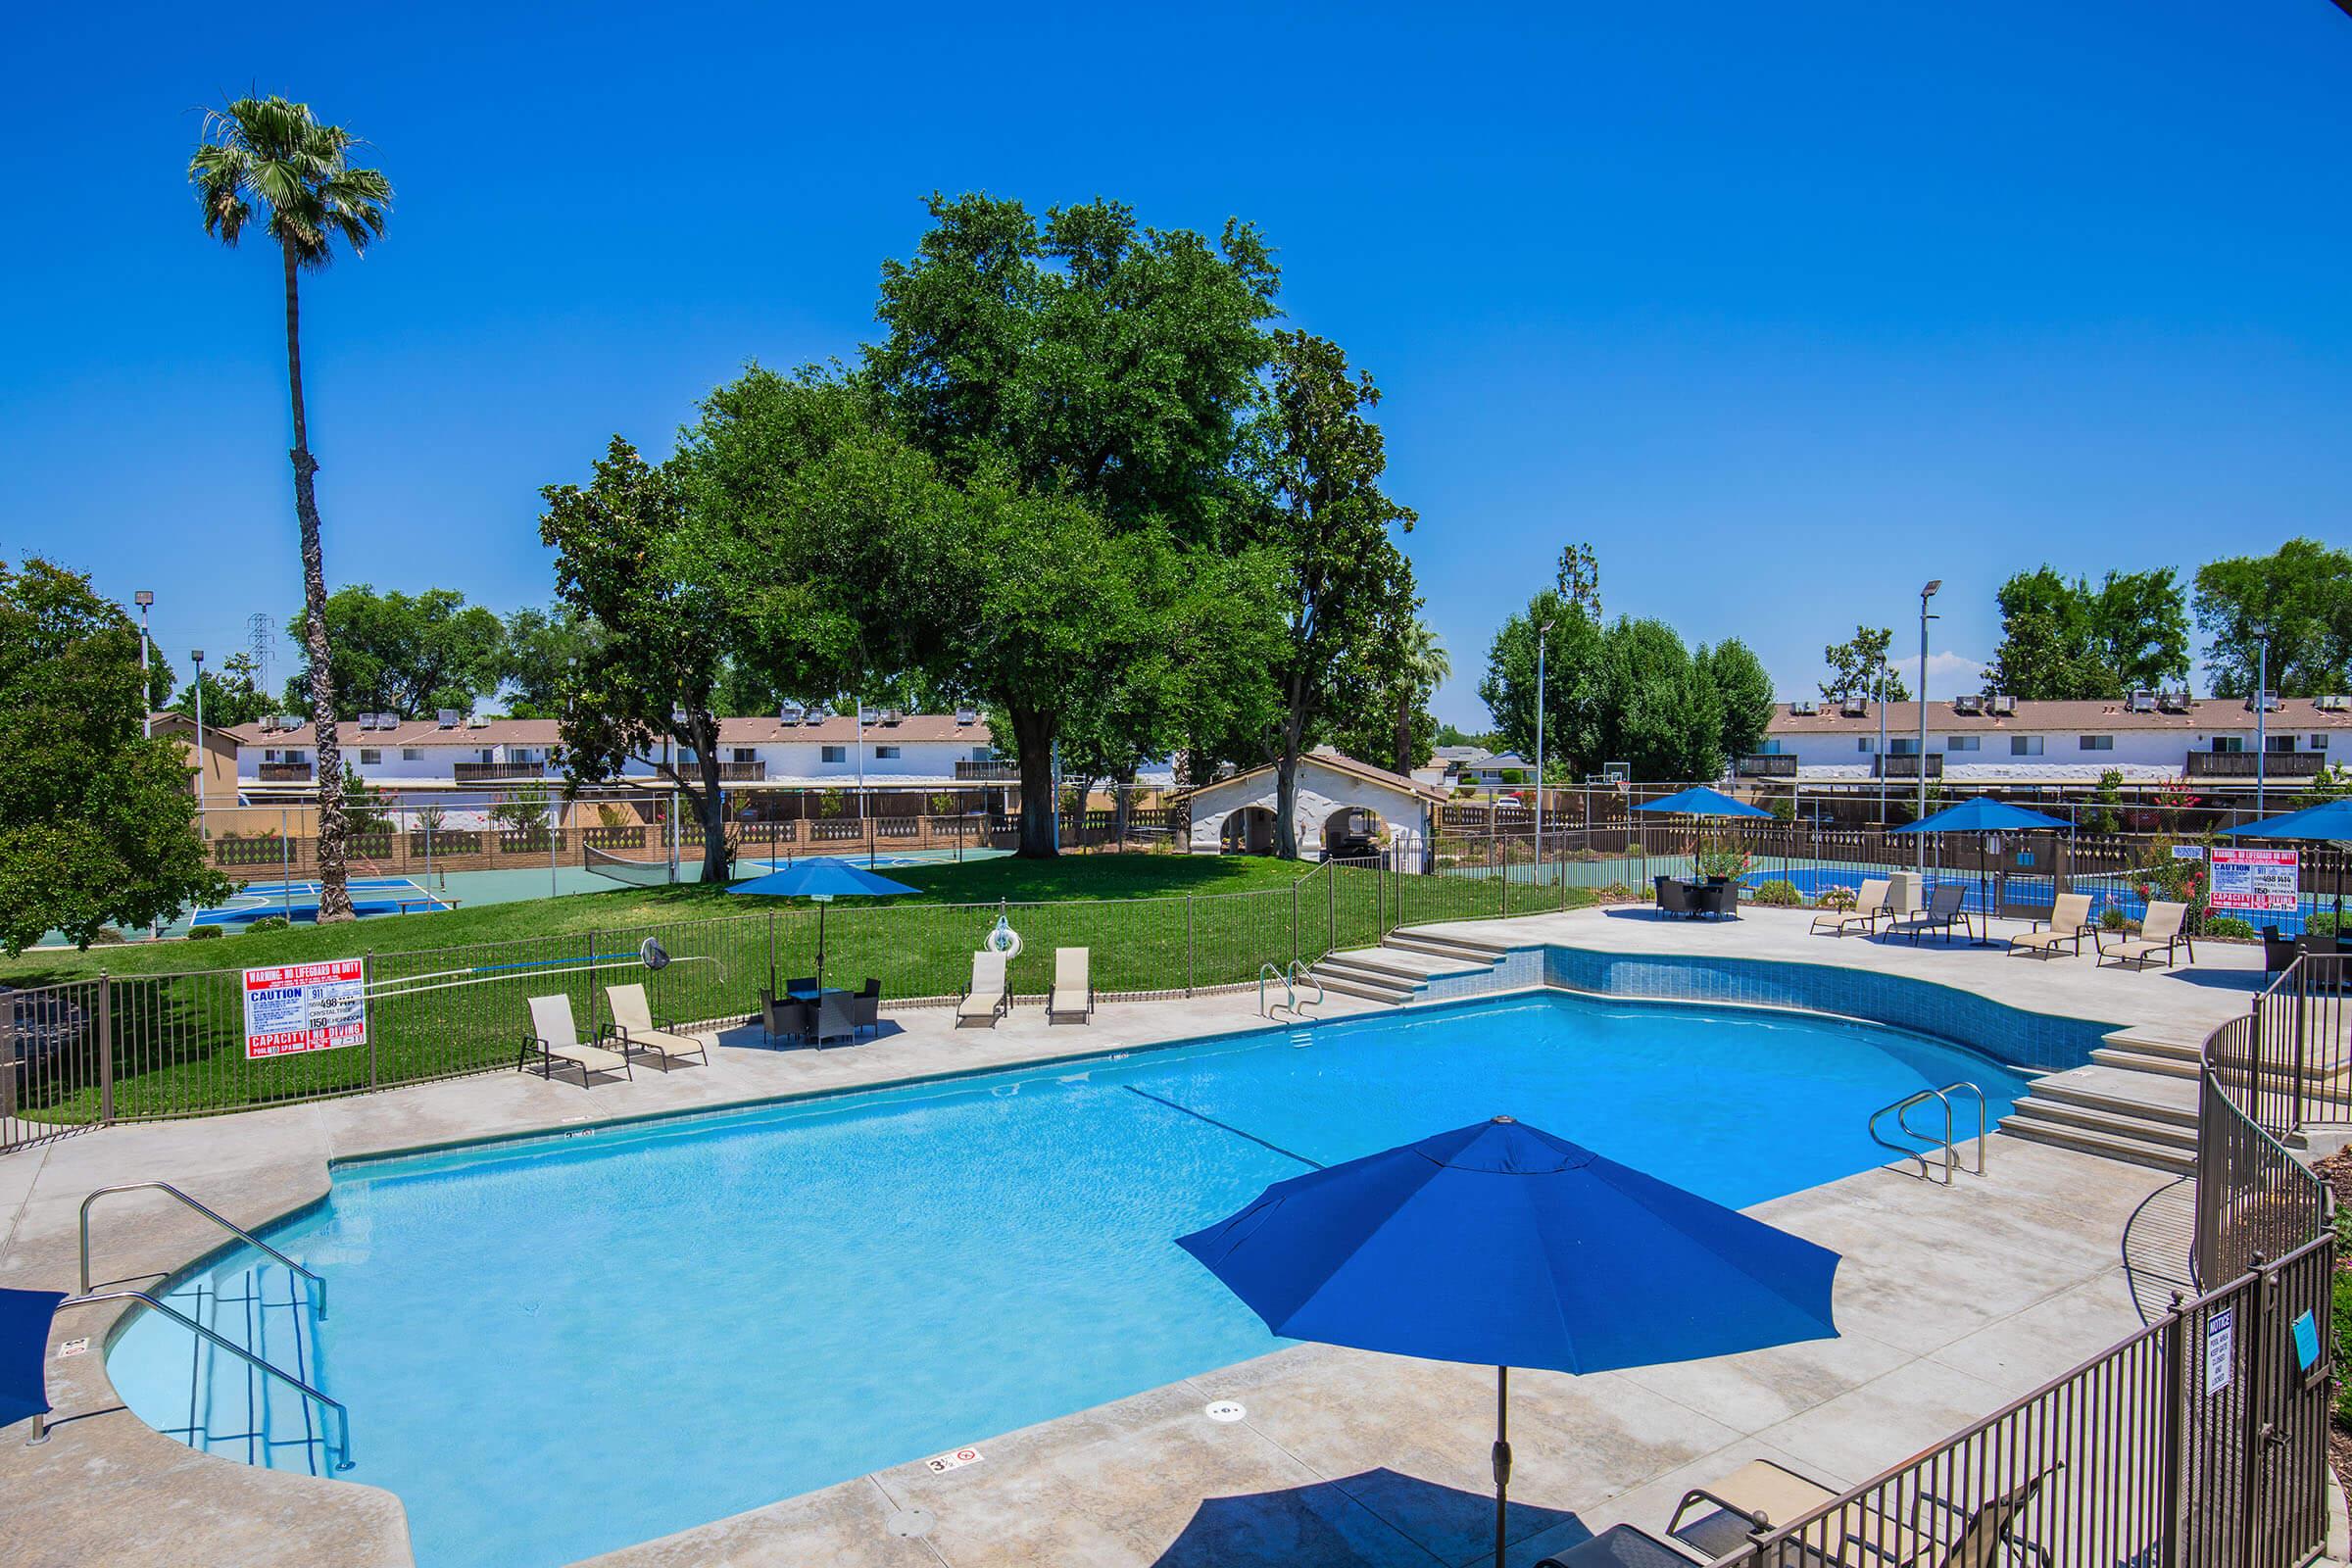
[283,241,353,921]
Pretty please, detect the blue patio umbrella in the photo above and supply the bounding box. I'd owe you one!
[2226,800,2352,923]
[1177,1116,1840,1568]
[1890,798,2075,945]
[726,858,919,994]
[1636,785,1774,879]
[0,1287,66,1431]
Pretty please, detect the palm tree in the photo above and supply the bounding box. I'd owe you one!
[190,98,390,922]
[1396,621,1449,776]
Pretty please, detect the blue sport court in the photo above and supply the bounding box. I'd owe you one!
[191,876,458,928]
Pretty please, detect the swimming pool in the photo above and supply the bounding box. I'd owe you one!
[108,989,2032,1568]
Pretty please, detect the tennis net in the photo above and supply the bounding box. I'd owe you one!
[583,843,677,888]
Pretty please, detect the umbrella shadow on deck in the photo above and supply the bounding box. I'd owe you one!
[1150,1468,1583,1568]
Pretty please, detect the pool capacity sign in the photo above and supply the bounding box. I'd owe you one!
[242,958,369,1060]
[2209,847,2299,915]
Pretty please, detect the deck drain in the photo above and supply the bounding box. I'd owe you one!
[884,1508,937,1539]
[1204,1399,1247,1423]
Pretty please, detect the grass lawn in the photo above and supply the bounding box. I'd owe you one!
[4,856,1585,1127]
[0,852,1314,985]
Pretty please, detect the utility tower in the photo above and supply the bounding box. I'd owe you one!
[246,612,275,693]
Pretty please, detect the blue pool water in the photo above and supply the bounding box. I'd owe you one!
[110,990,2031,1568]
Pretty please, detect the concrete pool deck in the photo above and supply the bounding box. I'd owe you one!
[0,906,2274,1567]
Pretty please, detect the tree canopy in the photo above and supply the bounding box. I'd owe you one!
[280,585,507,718]
[1819,624,1907,704]
[0,560,228,952]
[2193,538,2352,698]
[169,651,274,728]
[1984,565,2188,700]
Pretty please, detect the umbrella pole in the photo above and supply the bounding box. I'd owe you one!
[816,899,827,998]
[1492,1364,1511,1568]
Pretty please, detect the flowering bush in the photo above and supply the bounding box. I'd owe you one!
[1750,879,1803,907]
[1693,841,1752,881]
[1819,885,1859,912]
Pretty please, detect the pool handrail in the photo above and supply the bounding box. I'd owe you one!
[33,1288,353,1470]
[1285,958,1324,1013]
[1866,1081,1986,1184]
[80,1182,325,1318]
[1258,961,1294,1017]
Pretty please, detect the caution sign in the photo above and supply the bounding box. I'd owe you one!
[243,958,368,1060]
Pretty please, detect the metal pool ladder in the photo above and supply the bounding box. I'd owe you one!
[1868,1082,1987,1185]
[80,1182,326,1315]
[1258,962,1295,1017]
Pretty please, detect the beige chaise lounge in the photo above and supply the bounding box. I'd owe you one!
[2009,893,2094,959]
[1653,1456,2054,1568]
[1811,878,1889,938]
[2097,900,2195,969]
[956,950,1011,1026]
[1047,947,1094,1023]
[521,994,633,1086]
[1886,883,1973,944]
[603,983,710,1069]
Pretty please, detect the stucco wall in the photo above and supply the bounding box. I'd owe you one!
[1187,760,1431,857]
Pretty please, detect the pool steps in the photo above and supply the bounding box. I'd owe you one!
[146,1264,334,1476]
[1996,1028,2204,1175]
[1308,932,1508,1006]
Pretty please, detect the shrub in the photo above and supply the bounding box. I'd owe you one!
[187,925,223,941]
[2100,906,2129,932]
[1749,879,1802,907]
[247,915,292,933]
[1819,885,1859,912]
[1595,882,1638,903]
[88,927,127,945]
[2203,916,2258,942]
[2313,911,2342,940]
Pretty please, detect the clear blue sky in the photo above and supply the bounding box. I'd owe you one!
[5,2,2347,725]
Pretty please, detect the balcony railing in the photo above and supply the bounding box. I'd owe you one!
[453,760,547,783]
[716,760,766,781]
[1872,753,1943,779]
[955,760,1020,781]
[1736,754,1797,778]
[2185,750,2324,779]
[256,762,313,783]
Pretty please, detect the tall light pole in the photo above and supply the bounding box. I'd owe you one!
[191,648,207,817]
[1876,662,1887,826]
[1534,618,1551,885]
[2255,635,2270,819]
[1917,580,1941,873]
[134,591,154,738]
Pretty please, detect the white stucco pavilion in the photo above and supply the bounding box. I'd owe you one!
[1183,750,1447,860]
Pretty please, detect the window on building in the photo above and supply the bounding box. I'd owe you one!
[1888,737,1919,756]
[2079,735,2113,752]
[359,749,381,764]
[1856,737,1876,754]
[288,751,308,763]
[2210,736,2244,754]
[264,749,280,763]
[2011,735,2044,757]
[2314,734,2330,751]
[1753,739,1783,755]
[1945,735,1981,752]
[402,748,421,761]
[731,748,756,762]
[875,745,902,760]
[972,746,992,761]
[2267,735,2298,754]
[821,745,846,763]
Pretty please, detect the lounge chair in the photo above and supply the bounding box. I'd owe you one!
[956,951,1010,1026]
[1047,947,1094,1023]
[520,995,633,1087]
[1668,1459,2056,1568]
[1811,879,1889,938]
[1886,884,1972,945]
[2097,901,2194,970]
[602,983,710,1070]
[2008,893,2093,959]
[1533,1524,1698,1567]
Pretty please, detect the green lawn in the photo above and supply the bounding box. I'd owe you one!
[0,852,1313,985]
[5,856,1585,1128]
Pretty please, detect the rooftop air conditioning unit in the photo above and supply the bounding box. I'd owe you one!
[805,706,830,724]
[466,713,490,729]
[2246,690,2283,712]
[2126,690,2156,713]
[1952,694,1983,714]
[271,713,300,732]
[1839,697,1869,718]
[436,709,462,728]
[1788,700,1817,716]
[955,708,978,726]
[2318,695,2349,712]
[1989,695,2018,715]
[880,708,904,726]
[777,701,805,724]
[2159,689,2192,712]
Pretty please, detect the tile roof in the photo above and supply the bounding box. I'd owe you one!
[223,712,996,747]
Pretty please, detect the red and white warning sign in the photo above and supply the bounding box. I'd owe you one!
[242,958,369,1060]
[924,1447,983,1474]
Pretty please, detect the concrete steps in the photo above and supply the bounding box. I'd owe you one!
[1304,931,1508,1008]
[1999,1030,2205,1175]
[1382,929,1512,966]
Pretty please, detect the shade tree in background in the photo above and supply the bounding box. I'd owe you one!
[278,585,506,718]
[168,651,274,729]
[1984,564,2189,700]
[1818,623,1907,705]
[497,606,599,718]
[2193,538,2352,698]
[0,560,229,952]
